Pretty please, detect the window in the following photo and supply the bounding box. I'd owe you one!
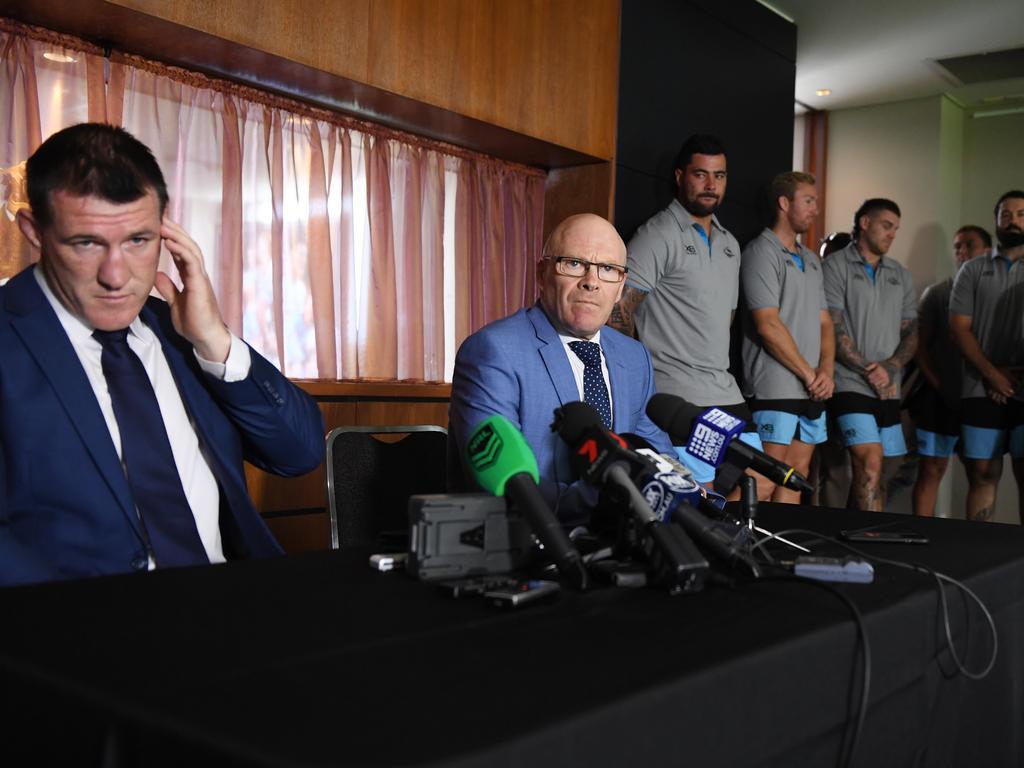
[0,24,544,382]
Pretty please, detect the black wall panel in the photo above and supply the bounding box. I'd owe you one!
[615,0,797,247]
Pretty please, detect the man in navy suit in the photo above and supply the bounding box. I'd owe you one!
[449,213,672,521]
[0,123,324,586]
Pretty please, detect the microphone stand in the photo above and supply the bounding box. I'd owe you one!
[737,475,810,558]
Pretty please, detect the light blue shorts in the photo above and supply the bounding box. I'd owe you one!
[960,425,1024,460]
[916,429,959,459]
[752,410,827,446]
[675,432,765,485]
[835,413,906,457]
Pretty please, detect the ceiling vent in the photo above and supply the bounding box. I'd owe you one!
[935,46,1024,85]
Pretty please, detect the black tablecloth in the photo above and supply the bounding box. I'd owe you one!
[1,504,1022,768]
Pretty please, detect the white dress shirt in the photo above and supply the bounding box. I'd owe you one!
[558,329,614,425]
[34,266,252,566]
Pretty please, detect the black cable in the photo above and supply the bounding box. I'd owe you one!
[751,528,999,679]
[756,573,871,768]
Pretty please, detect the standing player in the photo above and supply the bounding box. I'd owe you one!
[823,199,917,512]
[741,172,834,503]
[950,191,1024,522]
[610,134,768,496]
[911,225,990,516]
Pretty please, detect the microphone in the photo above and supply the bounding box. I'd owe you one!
[552,402,709,591]
[553,401,655,486]
[466,415,588,590]
[646,394,813,494]
[620,434,759,577]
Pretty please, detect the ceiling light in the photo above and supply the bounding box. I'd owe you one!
[973,106,1024,119]
[43,52,77,64]
[815,89,832,97]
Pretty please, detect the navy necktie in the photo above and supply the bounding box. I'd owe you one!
[568,340,612,430]
[93,328,209,567]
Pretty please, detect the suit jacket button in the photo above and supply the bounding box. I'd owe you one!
[131,556,148,571]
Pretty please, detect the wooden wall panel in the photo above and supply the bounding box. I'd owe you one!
[107,0,621,160]
[543,162,616,242]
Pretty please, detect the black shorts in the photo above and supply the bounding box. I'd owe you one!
[748,398,825,420]
[908,387,960,437]
[828,392,901,428]
[961,397,1024,430]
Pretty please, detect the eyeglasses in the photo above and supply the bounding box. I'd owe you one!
[545,256,628,283]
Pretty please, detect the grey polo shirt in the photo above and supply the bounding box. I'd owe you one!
[822,242,917,398]
[949,250,1024,398]
[626,198,742,406]
[917,277,962,407]
[741,228,827,400]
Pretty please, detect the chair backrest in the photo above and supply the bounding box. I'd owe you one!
[325,425,448,550]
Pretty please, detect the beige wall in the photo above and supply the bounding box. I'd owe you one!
[962,111,1024,234]
[824,96,963,296]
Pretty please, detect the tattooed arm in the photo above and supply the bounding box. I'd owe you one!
[879,318,918,389]
[608,285,648,338]
[829,308,871,376]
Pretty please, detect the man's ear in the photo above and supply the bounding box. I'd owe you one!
[536,257,549,285]
[778,195,791,215]
[858,214,871,235]
[15,208,41,250]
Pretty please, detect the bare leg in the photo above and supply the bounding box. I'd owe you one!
[763,440,815,505]
[964,457,1003,522]
[912,455,949,517]
[1013,457,1024,524]
[848,442,885,512]
[722,469,774,502]
[817,436,853,509]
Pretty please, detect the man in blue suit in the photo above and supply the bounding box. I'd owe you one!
[449,213,673,521]
[0,123,324,586]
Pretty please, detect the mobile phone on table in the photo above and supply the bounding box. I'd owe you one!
[839,530,929,544]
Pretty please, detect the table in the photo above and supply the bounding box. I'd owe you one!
[1,504,1022,767]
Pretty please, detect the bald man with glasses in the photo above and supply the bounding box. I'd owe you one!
[448,213,672,523]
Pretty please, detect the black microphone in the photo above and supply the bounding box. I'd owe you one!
[553,401,654,485]
[646,393,812,494]
[620,434,759,578]
[552,402,708,591]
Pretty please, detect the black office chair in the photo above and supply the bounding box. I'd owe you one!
[325,425,448,550]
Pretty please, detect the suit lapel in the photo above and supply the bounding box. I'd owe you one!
[5,270,143,537]
[602,331,630,433]
[527,305,580,408]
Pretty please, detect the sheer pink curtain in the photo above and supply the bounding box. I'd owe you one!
[0,22,546,382]
[455,161,544,348]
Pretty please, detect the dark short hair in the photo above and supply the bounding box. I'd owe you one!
[851,198,900,240]
[26,123,168,229]
[955,225,992,249]
[994,190,1024,221]
[674,134,727,172]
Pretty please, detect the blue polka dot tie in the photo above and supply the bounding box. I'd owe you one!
[568,340,612,430]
